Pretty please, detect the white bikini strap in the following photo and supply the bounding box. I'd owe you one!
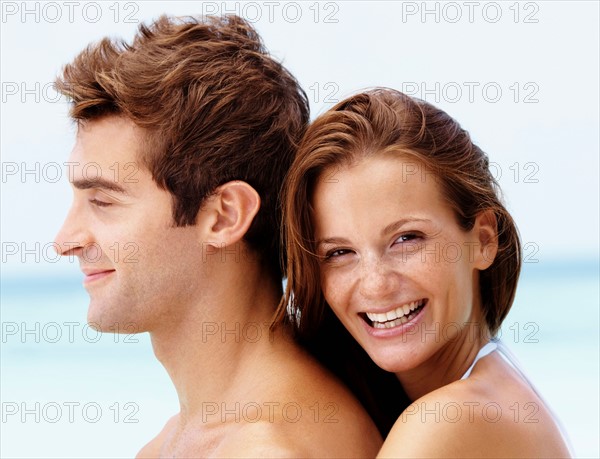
[460,340,498,380]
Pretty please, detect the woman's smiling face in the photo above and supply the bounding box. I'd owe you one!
[312,153,495,373]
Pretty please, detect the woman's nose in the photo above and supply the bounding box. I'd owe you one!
[358,256,397,301]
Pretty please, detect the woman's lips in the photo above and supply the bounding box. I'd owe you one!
[360,299,428,337]
[363,299,427,327]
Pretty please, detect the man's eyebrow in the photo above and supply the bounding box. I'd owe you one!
[71,177,128,195]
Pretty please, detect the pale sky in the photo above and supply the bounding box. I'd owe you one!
[1,1,599,276]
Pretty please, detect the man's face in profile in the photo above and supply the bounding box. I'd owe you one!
[55,116,209,333]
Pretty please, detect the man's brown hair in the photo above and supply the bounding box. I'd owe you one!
[55,14,309,280]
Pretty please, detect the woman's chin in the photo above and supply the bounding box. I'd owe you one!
[365,347,417,374]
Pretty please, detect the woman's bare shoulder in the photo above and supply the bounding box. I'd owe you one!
[378,380,497,458]
[379,357,570,458]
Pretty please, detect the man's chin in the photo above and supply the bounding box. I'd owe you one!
[86,319,103,332]
[85,316,116,333]
[86,318,145,334]
[86,305,141,334]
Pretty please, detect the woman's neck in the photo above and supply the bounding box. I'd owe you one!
[396,321,492,401]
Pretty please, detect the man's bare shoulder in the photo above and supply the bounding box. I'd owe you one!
[216,419,374,459]
[136,336,382,458]
[138,409,378,459]
[136,414,179,458]
[250,340,382,457]
[212,421,311,458]
[213,340,382,457]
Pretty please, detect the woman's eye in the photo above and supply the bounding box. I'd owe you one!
[394,233,420,244]
[325,249,352,259]
[89,199,112,207]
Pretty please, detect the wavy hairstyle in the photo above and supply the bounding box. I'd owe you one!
[274,88,522,433]
[278,87,522,335]
[54,14,309,281]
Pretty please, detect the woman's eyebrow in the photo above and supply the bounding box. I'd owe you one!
[71,177,128,195]
[381,218,431,236]
[317,218,432,246]
[317,237,351,247]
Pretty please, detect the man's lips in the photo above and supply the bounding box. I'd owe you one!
[81,268,116,283]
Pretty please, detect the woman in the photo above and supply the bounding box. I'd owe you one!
[276,88,572,458]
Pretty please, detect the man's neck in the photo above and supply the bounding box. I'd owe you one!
[148,261,285,420]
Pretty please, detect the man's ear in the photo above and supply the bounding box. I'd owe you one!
[200,180,261,247]
[473,209,499,270]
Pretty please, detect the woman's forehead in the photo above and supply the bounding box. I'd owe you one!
[311,156,451,232]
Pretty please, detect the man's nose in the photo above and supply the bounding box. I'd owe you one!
[53,203,90,257]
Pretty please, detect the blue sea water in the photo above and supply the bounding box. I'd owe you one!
[1,260,598,458]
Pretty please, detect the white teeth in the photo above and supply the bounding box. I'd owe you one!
[365,300,424,324]
[372,314,411,329]
[367,311,387,323]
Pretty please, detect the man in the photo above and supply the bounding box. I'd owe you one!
[53,14,381,458]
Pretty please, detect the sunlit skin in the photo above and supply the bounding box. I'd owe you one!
[54,116,382,458]
[312,154,571,458]
[313,154,494,394]
[55,117,210,333]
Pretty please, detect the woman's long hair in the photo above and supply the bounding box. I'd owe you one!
[274,88,522,436]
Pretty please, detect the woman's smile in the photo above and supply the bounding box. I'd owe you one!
[361,298,427,329]
[312,154,486,373]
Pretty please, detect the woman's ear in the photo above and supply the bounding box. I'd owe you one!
[200,180,261,248]
[473,209,498,270]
